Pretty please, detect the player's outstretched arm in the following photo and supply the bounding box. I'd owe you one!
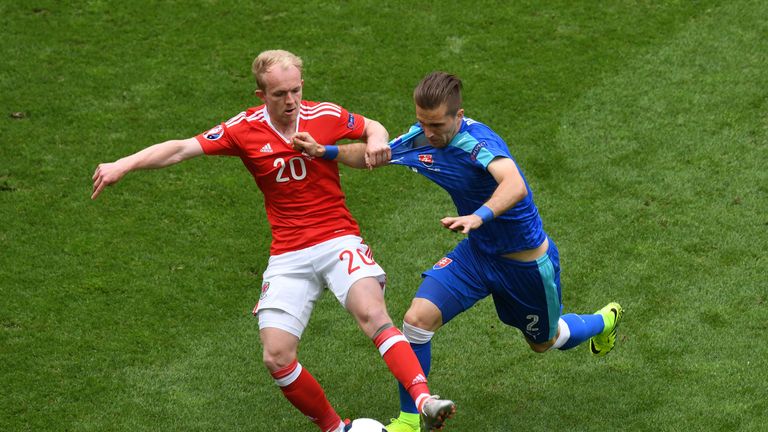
[336,143,369,168]
[292,132,369,169]
[91,137,203,200]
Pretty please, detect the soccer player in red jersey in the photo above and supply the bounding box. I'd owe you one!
[91,50,454,432]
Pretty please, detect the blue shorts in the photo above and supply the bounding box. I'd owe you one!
[419,238,562,343]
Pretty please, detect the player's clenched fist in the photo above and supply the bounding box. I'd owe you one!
[291,132,325,157]
[364,139,391,168]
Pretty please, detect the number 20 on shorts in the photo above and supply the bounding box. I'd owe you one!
[339,248,376,274]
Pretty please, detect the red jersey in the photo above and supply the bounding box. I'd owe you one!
[195,101,366,255]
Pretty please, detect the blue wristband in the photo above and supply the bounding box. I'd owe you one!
[473,205,494,223]
[322,145,339,160]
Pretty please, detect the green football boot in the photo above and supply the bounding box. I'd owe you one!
[590,302,624,356]
[386,413,419,432]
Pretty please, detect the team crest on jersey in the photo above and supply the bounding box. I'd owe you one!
[346,113,356,129]
[259,281,270,300]
[204,125,224,140]
[432,257,452,269]
[418,154,433,167]
[470,141,487,161]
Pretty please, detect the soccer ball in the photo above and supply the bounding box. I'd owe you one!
[343,418,387,431]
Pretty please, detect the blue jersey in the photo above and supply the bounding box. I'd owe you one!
[389,118,546,255]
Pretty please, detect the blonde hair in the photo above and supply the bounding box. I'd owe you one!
[252,50,303,91]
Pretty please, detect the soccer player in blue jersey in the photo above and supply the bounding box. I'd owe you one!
[292,71,622,432]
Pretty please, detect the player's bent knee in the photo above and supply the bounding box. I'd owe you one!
[359,306,391,326]
[403,312,440,332]
[402,297,443,331]
[262,348,296,372]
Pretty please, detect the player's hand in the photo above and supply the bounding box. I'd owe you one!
[440,215,484,234]
[291,132,324,157]
[91,162,127,200]
[364,139,391,169]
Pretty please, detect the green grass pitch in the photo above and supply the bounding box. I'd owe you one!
[1,1,766,431]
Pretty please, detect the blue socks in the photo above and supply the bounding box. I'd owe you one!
[558,313,605,350]
[397,313,604,415]
[398,340,431,414]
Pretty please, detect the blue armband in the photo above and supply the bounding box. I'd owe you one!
[473,205,495,223]
[322,145,339,160]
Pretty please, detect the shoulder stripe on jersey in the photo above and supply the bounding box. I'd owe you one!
[247,111,266,122]
[300,102,341,114]
[301,101,341,110]
[225,112,247,127]
[300,110,342,119]
[300,108,342,117]
[451,131,497,167]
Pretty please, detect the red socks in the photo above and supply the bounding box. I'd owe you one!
[270,327,432,430]
[373,326,431,411]
[271,359,341,432]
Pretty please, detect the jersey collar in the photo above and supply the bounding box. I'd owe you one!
[261,104,301,144]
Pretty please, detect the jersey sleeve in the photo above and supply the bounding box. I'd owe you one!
[470,140,509,169]
[335,106,366,141]
[465,125,512,170]
[194,120,241,156]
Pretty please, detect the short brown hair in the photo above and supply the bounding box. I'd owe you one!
[252,50,303,91]
[413,72,463,115]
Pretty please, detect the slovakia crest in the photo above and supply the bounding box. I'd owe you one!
[204,125,224,140]
[418,153,434,167]
[432,257,452,270]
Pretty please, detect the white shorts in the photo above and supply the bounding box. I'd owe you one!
[254,235,386,338]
